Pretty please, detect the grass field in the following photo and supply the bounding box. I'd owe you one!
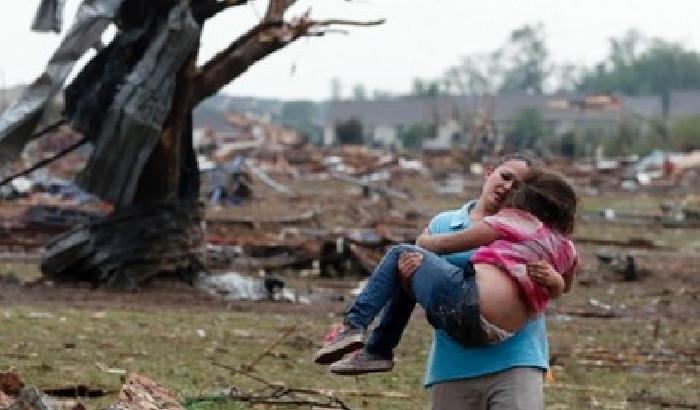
[1,265,697,410]
[0,192,698,409]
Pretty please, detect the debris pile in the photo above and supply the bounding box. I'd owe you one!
[0,371,181,410]
[2,106,700,292]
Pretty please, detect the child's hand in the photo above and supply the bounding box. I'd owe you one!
[527,260,566,298]
[526,261,559,286]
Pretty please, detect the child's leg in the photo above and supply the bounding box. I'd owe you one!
[326,270,417,374]
[364,287,416,359]
[408,251,491,347]
[345,244,422,330]
[329,250,484,374]
[314,244,420,365]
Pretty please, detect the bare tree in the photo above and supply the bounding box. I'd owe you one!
[0,0,381,289]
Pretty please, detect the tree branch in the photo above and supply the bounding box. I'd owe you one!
[191,14,384,104]
[264,0,297,21]
[309,18,386,28]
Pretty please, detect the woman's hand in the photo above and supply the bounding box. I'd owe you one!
[397,252,423,294]
[415,227,430,248]
[527,260,566,299]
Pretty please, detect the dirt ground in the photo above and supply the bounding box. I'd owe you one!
[0,242,698,409]
[0,243,697,315]
[1,187,699,409]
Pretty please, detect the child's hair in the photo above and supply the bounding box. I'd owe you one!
[503,168,578,234]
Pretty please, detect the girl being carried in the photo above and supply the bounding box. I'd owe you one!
[314,169,578,372]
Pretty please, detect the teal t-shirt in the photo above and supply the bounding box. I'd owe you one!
[424,201,549,387]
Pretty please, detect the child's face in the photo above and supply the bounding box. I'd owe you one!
[481,160,529,214]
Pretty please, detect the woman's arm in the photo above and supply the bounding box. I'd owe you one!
[416,221,500,254]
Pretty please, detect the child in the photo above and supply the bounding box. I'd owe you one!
[313,169,578,370]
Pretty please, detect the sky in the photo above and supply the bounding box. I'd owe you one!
[0,0,699,101]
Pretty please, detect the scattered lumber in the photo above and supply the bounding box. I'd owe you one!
[105,373,184,410]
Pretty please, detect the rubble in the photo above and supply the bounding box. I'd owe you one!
[6,385,56,410]
[0,391,12,409]
[0,372,24,395]
[105,373,183,410]
[2,90,700,292]
[595,251,651,281]
[2,112,700,292]
[196,272,293,302]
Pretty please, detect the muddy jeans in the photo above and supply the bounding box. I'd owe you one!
[431,367,544,410]
[345,244,493,352]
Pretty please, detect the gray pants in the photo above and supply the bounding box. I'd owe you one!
[431,367,544,410]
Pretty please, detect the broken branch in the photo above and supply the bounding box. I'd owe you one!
[243,325,297,371]
[193,14,383,103]
[264,0,297,20]
[312,18,386,28]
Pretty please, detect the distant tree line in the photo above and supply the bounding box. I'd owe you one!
[224,25,700,155]
[410,26,700,155]
[408,26,700,103]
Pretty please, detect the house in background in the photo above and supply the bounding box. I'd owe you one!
[321,92,664,151]
[322,97,466,150]
[668,90,700,121]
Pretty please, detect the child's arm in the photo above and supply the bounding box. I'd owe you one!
[561,255,579,294]
[527,261,567,299]
[416,221,500,254]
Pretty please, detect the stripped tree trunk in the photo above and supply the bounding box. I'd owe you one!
[41,201,205,290]
[41,10,205,290]
[38,0,382,289]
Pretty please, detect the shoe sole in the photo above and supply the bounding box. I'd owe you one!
[329,363,394,375]
[313,334,364,365]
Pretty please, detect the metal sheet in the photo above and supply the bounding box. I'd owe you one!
[31,0,68,33]
[76,0,201,206]
[0,0,124,160]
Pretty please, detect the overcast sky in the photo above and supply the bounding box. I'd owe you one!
[0,0,698,101]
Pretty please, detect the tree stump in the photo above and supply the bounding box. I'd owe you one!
[41,201,205,290]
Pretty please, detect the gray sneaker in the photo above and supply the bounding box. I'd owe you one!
[329,350,394,375]
[313,325,366,365]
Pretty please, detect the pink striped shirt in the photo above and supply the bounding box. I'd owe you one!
[471,208,578,314]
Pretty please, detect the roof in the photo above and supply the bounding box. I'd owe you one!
[323,93,663,127]
[669,90,700,120]
[325,96,471,127]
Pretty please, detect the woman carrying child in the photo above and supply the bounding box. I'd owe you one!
[314,168,578,368]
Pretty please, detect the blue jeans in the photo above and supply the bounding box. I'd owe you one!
[345,244,485,358]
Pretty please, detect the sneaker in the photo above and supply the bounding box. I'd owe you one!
[329,349,394,375]
[313,324,366,365]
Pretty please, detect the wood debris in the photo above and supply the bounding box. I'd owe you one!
[105,373,183,410]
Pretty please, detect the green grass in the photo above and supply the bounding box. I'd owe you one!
[0,305,431,409]
[1,295,697,410]
[1,193,698,409]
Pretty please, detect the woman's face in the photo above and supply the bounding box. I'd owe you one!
[480,159,529,214]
